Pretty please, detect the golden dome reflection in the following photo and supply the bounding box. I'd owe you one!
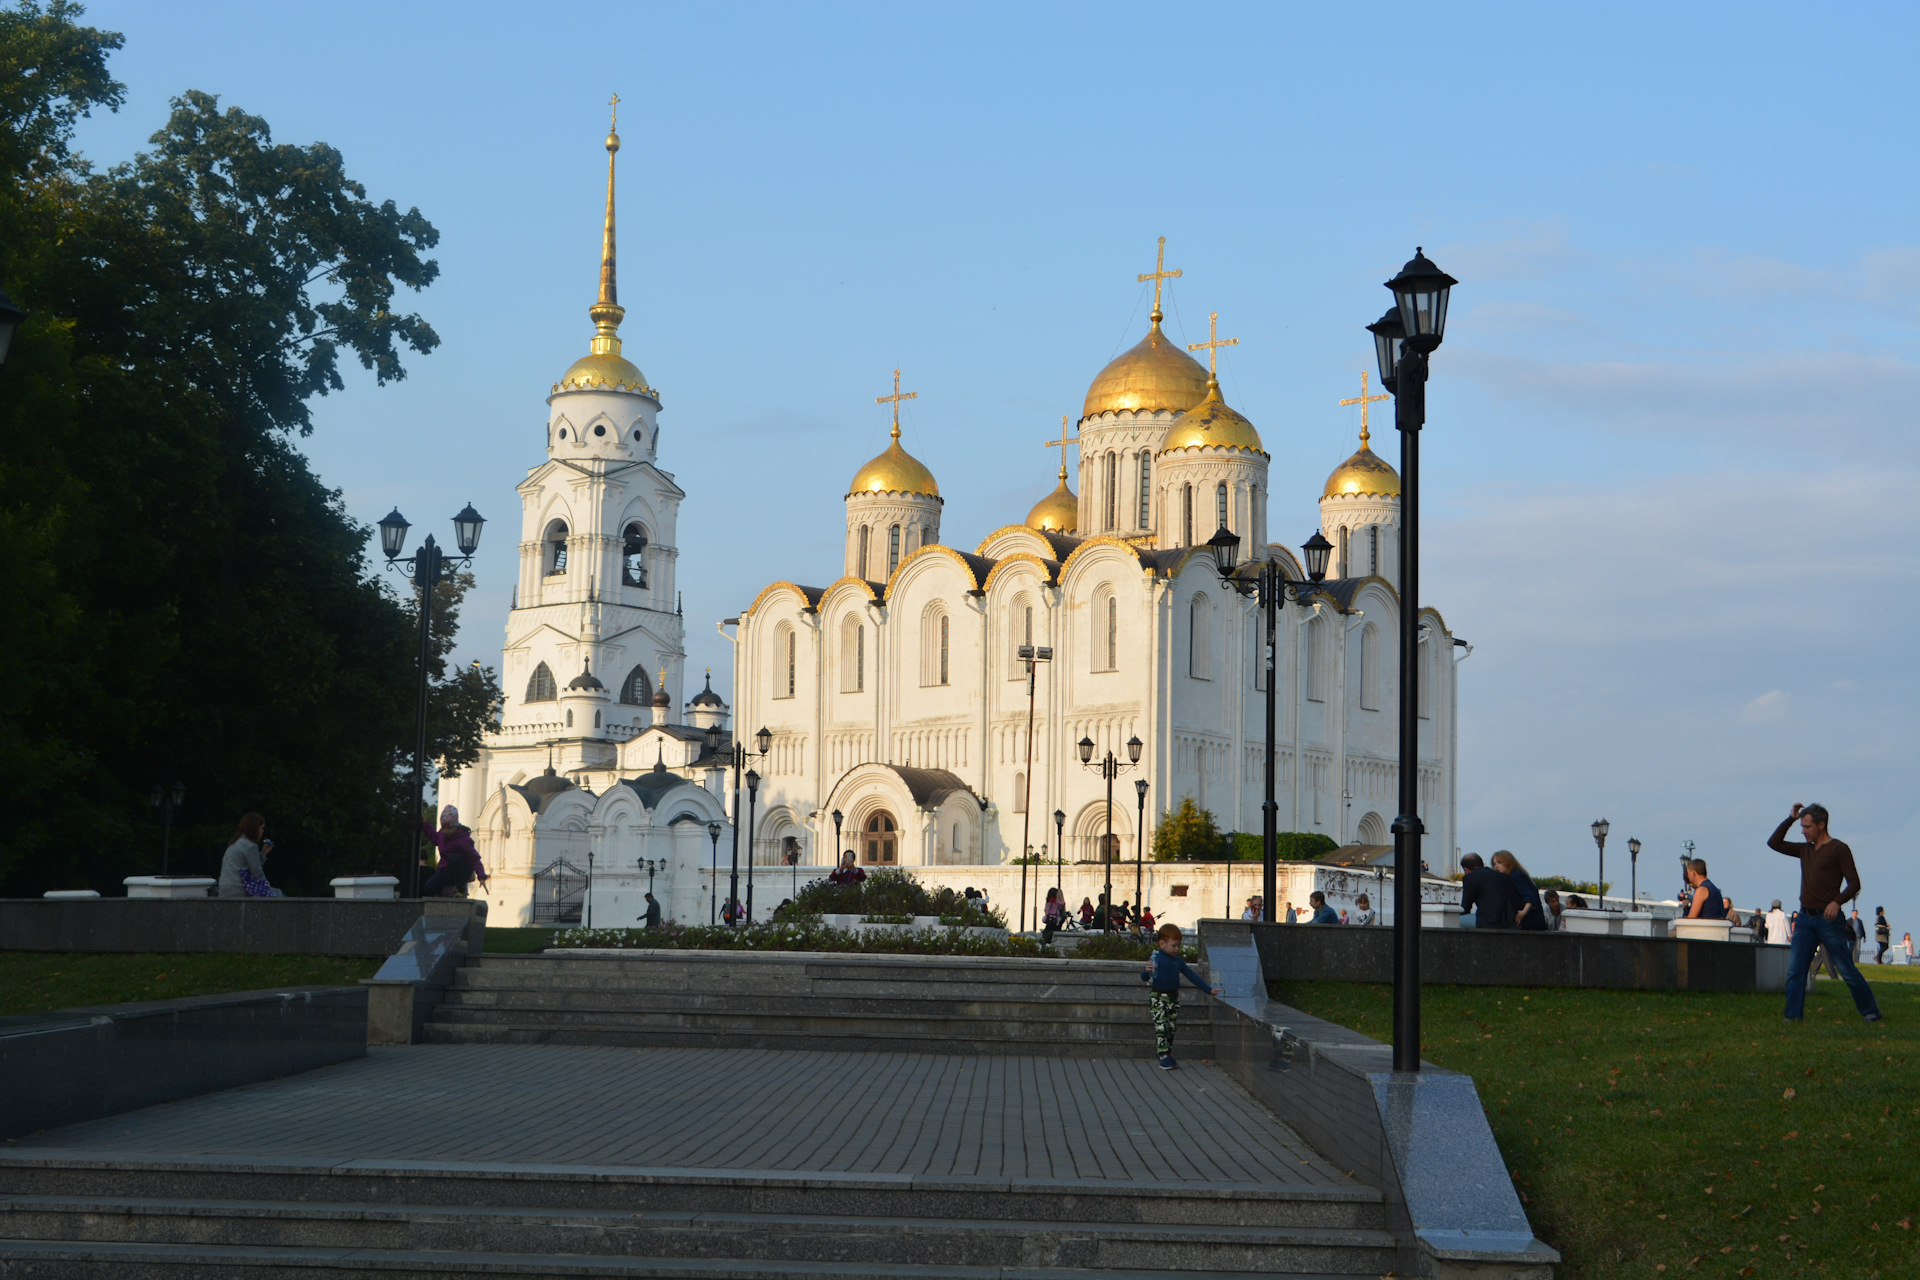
[1025,477,1078,532]
[556,351,654,395]
[849,439,940,498]
[1160,379,1264,455]
[1082,322,1211,420]
[1323,441,1400,498]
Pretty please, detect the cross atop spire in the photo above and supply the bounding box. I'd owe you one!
[1043,414,1079,480]
[1136,236,1182,326]
[875,368,917,441]
[609,92,620,131]
[1339,370,1389,446]
[1186,311,1239,380]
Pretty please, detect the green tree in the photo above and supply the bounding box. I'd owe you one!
[1275,831,1339,861]
[0,1,499,894]
[1152,797,1225,862]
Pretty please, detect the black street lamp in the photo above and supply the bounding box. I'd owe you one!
[0,286,26,370]
[1133,777,1149,930]
[1053,808,1066,922]
[381,503,486,896]
[149,782,187,875]
[1077,733,1143,930]
[745,726,770,921]
[1369,246,1457,1073]
[832,808,844,873]
[706,821,722,926]
[1210,526,1334,924]
[1628,836,1642,912]
[1016,642,1053,932]
[1680,839,1695,907]
[641,857,664,896]
[703,722,745,927]
[1591,818,1610,911]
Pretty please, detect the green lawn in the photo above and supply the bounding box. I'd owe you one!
[1271,974,1919,1279]
[0,952,381,1017]
[484,927,559,954]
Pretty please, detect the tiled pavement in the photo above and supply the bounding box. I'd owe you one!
[14,1044,1349,1187]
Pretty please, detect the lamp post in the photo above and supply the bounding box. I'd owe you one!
[704,722,745,927]
[1591,818,1610,911]
[1053,809,1066,923]
[585,845,595,929]
[745,726,770,921]
[1208,525,1335,925]
[1016,643,1053,932]
[149,782,187,876]
[380,503,486,897]
[1077,733,1143,930]
[0,286,26,370]
[1368,245,1457,1074]
[1628,837,1642,911]
[1680,839,1695,908]
[706,821,722,926]
[641,857,664,896]
[832,808,844,878]
[1134,778,1149,931]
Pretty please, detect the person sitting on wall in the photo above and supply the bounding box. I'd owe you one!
[1493,851,1549,932]
[422,806,487,898]
[1540,889,1565,931]
[1304,891,1339,924]
[1681,859,1728,920]
[828,851,866,885]
[1458,852,1519,930]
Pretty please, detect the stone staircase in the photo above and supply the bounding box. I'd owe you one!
[423,950,1216,1060]
[0,1155,1397,1277]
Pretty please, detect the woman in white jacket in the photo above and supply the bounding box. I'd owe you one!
[216,812,273,897]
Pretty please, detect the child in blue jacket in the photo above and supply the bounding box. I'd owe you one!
[1140,923,1221,1070]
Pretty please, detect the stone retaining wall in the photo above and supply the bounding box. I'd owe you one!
[0,897,485,958]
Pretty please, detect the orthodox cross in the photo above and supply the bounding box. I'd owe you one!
[1339,369,1389,445]
[609,93,620,129]
[1136,236,1182,320]
[1186,311,1238,377]
[1042,415,1078,480]
[875,368,917,440]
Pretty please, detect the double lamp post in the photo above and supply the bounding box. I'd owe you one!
[704,721,771,925]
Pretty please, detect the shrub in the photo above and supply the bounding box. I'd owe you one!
[790,866,1006,927]
[1069,932,1200,962]
[546,920,1043,958]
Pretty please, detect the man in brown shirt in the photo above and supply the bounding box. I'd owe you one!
[1768,803,1881,1022]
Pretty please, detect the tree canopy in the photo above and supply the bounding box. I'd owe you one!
[0,0,499,894]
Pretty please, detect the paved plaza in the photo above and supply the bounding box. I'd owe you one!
[15,1044,1347,1188]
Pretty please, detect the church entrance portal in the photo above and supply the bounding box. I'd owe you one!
[863,812,898,865]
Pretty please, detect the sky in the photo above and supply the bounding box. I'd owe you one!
[69,1,1919,925]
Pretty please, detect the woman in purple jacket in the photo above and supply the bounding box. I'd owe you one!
[421,806,488,897]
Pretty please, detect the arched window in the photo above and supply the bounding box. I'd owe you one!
[940,614,950,685]
[952,822,964,855]
[858,525,871,579]
[1368,525,1380,576]
[525,662,557,702]
[863,811,898,864]
[1181,484,1193,547]
[544,521,569,575]
[622,523,648,588]
[565,709,574,727]
[773,623,796,699]
[1305,616,1328,703]
[1360,622,1380,711]
[1107,595,1118,671]
[888,524,901,577]
[1137,452,1152,528]
[1188,594,1211,679]
[1337,525,1350,577]
[593,710,601,728]
[1090,587,1116,672]
[1009,595,1033,679]
[1216,482,1229,532]
[1418,636,1433,720]
[1103,451,1118,530]
[921,606,951,686]
[840,614,865,693]
[619,665,652,705]
[1013,772,1026,812]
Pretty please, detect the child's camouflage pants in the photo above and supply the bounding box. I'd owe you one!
[1149,990,1179,1056]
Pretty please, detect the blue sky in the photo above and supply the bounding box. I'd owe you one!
[71,2,1918,924]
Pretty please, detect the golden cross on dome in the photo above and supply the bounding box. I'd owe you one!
[1339,369,1389,445]
[608,93,621,130]
[875,367,917,441]
[1136,236,1182,322]
[1186,311,1238,378]
[1043,414,1079,480]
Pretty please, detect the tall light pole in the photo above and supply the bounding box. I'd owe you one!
[1053,808,1066,922]
[149,782,187,876]
[1628,836,1642,911]
[703,721,769,926]
[1133,777,1149,930]
[1369,246,1457,1073]
[706,821,722,926]
[1078,734,1143,930]
[1016,643,1053,931]
[1591,818,1610,911]
[745,726,770,921]
[380,503,486,896]
[1680,839,1695,908]
[1208,525,1335,924]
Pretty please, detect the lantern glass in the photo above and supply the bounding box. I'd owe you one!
[170,781,186,807]
[452,503,485,556]
[704,723,722,751]
[1077,736,1095,765]
[1206,524,1239,575]
[1126,735,1143,764]
[1053,809,1065,832]
[1301,531,1334,582]
[707,821,722,840]
[150,785,164,808]
[1592,818,1610,843]
[1366,306,1404,388]
[1386,248,1457,346]
[1135,777,1148,801]
[1628,837,1642,857]
[378,508,411,559]
[745,768,759,796]
[756,725,772,755]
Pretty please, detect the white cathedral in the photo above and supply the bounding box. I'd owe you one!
[443,117,1464,929]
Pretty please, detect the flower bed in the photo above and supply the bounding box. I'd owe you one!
[547,918,1044,957]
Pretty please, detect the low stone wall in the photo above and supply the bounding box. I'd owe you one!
[0,897,486,958]
[0,986,367,1139]
[1255,921,1787,993]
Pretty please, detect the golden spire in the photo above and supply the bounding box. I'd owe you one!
[1340,369,1389,447]
[1186,311,1239,382]
[1137,236,1182,328]
[588,94,625,357]
[875,367,917,442]
[1044,414,1078,481]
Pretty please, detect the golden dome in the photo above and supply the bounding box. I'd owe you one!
[1161,379,1264,454]
[1082,320,1211,420]
[1323,438,1400,498]
[1025,476,1078,532]
[849,438,939,498]
[556,351,654,395]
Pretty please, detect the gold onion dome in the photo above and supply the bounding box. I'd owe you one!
[1082,320,1211,419]
[849,439,939,498]
[1025,474,1078,532]
[1161,379,1264,454]
[1323,432,1401,498]
[554,101,656,398]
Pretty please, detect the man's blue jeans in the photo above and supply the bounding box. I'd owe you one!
[1784,910,1881,1021]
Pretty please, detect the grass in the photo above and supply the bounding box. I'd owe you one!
[0,952,381,1017]
[483,927,560,954]
[1270,973,1920,1279]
